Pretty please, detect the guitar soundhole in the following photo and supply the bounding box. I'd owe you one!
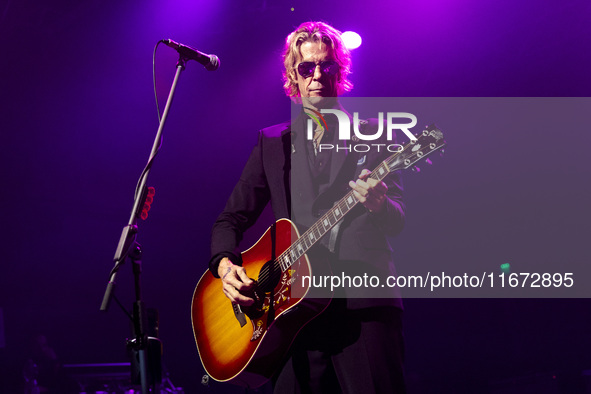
[257,260,282,292]
[241,260,282,318]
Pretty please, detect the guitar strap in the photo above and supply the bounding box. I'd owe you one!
[232,223,278,328]
[270,221,276,260]
[267,223,276,325]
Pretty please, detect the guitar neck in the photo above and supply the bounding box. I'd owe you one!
[276,124,445,272]
[277,159,391,272]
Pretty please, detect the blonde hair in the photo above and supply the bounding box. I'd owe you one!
[282,21,353,97]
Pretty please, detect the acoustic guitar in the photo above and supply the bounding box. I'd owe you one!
[191,124,445,387]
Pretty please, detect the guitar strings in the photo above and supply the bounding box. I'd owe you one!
[254,135,433,287]
[255,189,358,287]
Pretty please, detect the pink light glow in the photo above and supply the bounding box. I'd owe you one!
[341,31,362,50]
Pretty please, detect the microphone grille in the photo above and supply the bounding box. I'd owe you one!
[206,55,220,71]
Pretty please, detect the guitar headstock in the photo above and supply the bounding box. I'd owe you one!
[387,124,446,172]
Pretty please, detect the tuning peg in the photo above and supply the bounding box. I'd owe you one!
[411,166,421,172]
[425,158,433,165]
[439,148,445,157]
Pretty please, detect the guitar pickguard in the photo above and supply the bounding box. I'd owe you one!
[248,267,297,342]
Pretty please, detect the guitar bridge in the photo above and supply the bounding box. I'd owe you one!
[232,303,247,327]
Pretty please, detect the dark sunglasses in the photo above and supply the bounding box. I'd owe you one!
[297,60,340,78]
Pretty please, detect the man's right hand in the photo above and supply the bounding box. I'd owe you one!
[218,257,255,306]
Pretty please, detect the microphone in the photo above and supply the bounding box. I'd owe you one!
[162,39,220,71]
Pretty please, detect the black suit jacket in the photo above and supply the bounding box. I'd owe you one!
[210,112,405,308]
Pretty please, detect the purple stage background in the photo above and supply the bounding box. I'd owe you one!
[1,0,590,392]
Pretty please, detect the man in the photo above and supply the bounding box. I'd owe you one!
[209,21,406,393]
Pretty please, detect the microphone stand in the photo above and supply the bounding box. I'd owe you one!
[100,55,189,394]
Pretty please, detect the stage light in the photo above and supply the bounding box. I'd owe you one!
[341,31,362,50]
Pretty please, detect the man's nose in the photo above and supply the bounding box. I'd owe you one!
[312,64,323,80]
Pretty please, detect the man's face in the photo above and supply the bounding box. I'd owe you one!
[296,40,338,108]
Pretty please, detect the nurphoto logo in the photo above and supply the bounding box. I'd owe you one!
[305,108,418,153]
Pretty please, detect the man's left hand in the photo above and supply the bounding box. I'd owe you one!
[349,169,388,213]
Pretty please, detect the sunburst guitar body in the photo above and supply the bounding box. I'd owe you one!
[191,219,331,388]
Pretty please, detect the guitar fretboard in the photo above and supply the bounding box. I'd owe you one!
[277,160,391,272]
[274,124,444,273]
